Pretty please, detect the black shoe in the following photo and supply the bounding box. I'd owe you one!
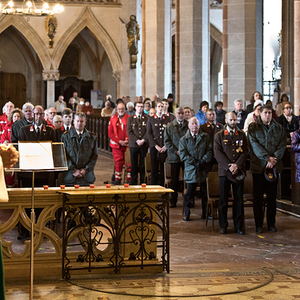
[237,230,245,235]
[256,227,263,233]
[201,214,212,220]
[219,228,227,234]
[183,216,190,221]
[268,226,277,232]
[170,203,177,208]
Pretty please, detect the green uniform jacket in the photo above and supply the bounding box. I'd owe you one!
[179,130,213,183]
[164,118,189,163]
[248,118,286,174]
[61,127,98,185]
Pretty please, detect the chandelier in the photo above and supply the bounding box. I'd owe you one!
[0,0,63,16]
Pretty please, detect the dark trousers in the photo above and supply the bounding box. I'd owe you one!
[184,183,198,217]
[130,147,148,185]
[170,162,184,205]
[252,173,277,228]
[150,147,165,186]
[219,176,244,231]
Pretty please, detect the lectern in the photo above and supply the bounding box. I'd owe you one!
[6,142,67,300]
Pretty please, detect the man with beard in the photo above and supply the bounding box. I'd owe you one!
[214,112,248,235]
[108,102,130,184]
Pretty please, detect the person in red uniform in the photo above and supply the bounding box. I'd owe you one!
[108,102,130,184]
[0,101,15,139]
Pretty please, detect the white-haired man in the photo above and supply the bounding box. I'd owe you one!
[0,101,15,137]
[11,102,34,143]
[232,99,248,130]
[179,117,212,221]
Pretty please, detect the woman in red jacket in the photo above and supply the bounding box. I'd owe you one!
[0,108,23,144]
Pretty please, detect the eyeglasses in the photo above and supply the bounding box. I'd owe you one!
[284,106,292,109]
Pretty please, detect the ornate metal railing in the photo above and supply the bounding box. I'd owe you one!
[61,188,170,279]
[1,186,171,279]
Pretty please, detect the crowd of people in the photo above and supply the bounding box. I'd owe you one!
[1,89,300,237]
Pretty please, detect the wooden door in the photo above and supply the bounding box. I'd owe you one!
[0,72,26,110]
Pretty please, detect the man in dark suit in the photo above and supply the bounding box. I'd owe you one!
[11,102,34,143]
[147,100,171,186]
[18,105,55,239]
[164,107,189,207]
[200,109,224,144]
[214,112,248,235]
[127,101,148,185]
[19,105,55,142]
[61,113,98,186]
[55,108,73,142]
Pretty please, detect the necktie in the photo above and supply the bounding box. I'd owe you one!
[66,126,69,131]
[194,135,197,142]
[79,133,82,140]
[230,131,234,137]
[36,128,40,139]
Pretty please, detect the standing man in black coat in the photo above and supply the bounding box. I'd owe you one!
[214,112,248,235]
[61,113,98,186]
[11,102,34,143]
[127,101,148,185]
[232,99,248,130]
[147,100,171,186]
[19,105,55,142]
[164,107,188,207]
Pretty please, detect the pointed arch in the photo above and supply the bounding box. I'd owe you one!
[52,6,122,74]
[0,15,51,70]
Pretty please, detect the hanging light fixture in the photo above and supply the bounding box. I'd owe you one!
[0,0,63,16]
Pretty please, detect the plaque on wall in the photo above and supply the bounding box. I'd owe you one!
[59,45,80,77]
[91,90,103,108]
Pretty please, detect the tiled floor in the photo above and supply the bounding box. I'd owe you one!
[4,151,300,299]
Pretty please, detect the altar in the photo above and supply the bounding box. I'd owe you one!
[0,186,172,279]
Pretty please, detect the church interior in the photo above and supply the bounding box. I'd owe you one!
[1,0,300,299]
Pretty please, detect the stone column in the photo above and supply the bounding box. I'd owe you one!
[223,0,263,111]
[295,0,300,113]
[282,0,294,101]
[42,70,59,108]
[142,0,172,99]
[175,0,210,111]
[119,0,143,99]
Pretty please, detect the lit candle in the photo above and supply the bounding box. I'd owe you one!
[141,184,146,188]
[74,185,79,189]
[124,183,129,188]
[106,184,111,188]
[90,184,95,188]
[43,185,49,189]
[60,185,65,189]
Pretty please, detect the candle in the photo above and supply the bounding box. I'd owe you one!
[124,183,129,188]
[43,185,49,189]
[141,184,146,188]
[90,184,95,188]
[106,184,111,188]
[74,185,79,189]
[60,185,65,189]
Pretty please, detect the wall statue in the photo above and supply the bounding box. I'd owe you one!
[121,15,140,69]
[45,16,58,48]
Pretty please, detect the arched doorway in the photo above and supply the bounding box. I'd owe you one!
[0,26,44,109]
[55,27,116,107]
